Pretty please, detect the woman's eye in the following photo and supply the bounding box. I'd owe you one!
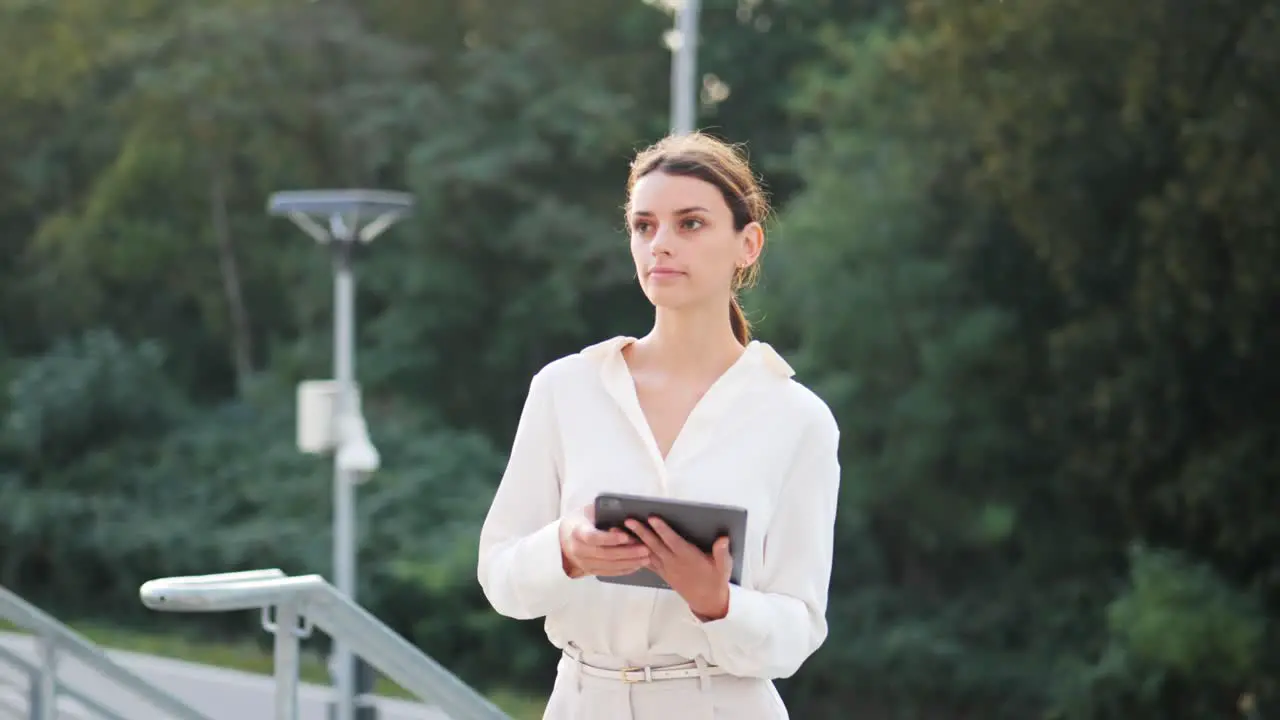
[680,217,704,231]
[632,221,651,234]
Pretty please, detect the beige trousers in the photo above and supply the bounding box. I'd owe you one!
[542,648,789,720]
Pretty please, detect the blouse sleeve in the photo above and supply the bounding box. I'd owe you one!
[476,368,578,620]
[696,408,841,679]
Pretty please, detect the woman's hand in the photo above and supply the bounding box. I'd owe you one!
[625,516,732,621]
[559,504,651,578]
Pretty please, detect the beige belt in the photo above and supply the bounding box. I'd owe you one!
[564,648,726,684]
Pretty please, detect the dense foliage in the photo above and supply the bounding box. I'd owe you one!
[2,0,1276,717]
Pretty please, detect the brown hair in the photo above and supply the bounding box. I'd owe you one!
[626,131,770,345]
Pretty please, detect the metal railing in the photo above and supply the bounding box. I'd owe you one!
[0,642,128,720]
[0,584,212,720]
[138,569,511,720]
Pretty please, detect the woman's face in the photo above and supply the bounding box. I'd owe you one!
[627,171,762,311]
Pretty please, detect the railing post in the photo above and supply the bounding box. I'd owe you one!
[25,661,40,720]
[141,570,513,720]
[266,603,304,720]
[33,635,57,720]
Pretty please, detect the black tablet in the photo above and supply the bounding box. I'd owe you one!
[593,492,749,590]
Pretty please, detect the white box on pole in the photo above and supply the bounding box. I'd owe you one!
[297,380,339,453]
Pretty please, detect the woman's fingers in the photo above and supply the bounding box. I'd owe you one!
[574,526,643,552]
[644,517,697,556]
[588,557,651,576]
[712,536,732,577]
[564,513,662,577]
[594,528,641,547]
[571,525,648,561]
[624,518,672,557]
[577,543,650,564]
[575,534,650,575]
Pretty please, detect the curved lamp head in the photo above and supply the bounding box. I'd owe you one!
[268,189,413,244]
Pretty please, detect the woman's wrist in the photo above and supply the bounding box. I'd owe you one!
[558,517,583,578]
[692,585,730,621]
[561,549,584,579]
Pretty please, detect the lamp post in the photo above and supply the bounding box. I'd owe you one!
[669,0,701,135]
[268,189,413,720]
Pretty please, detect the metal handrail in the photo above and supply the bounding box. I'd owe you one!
[0,584,212,720]
[0,644,125,720]
[140,569,512,720]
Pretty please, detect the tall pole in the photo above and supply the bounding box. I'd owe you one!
[671,0,700,135]
[271,189,409,720]
[332,237,357,720]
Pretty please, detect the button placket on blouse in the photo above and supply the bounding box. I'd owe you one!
[600,349,672,494]
[591,343,668,658]
[597,342,752,658]
[600,341,763,496]
[661,354,758,476]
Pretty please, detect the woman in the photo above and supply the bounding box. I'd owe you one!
[477,131,841,719]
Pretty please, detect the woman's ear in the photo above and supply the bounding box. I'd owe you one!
[739,221,765,267]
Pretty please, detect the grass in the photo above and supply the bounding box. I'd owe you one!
[0,619,545,720]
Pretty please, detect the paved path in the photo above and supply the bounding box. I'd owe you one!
[0,632,450,720]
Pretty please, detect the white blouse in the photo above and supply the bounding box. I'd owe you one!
[476,336,841,680]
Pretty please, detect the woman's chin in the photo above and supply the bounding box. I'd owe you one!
[642,286,690,308]
[644,290,724,316]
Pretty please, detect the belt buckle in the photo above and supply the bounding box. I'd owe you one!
[620,665,644,684]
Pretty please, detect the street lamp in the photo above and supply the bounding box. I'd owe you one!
[668,0,701,135]
[268,188,413,720]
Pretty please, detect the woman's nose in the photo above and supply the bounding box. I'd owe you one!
[650,225,675,254]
